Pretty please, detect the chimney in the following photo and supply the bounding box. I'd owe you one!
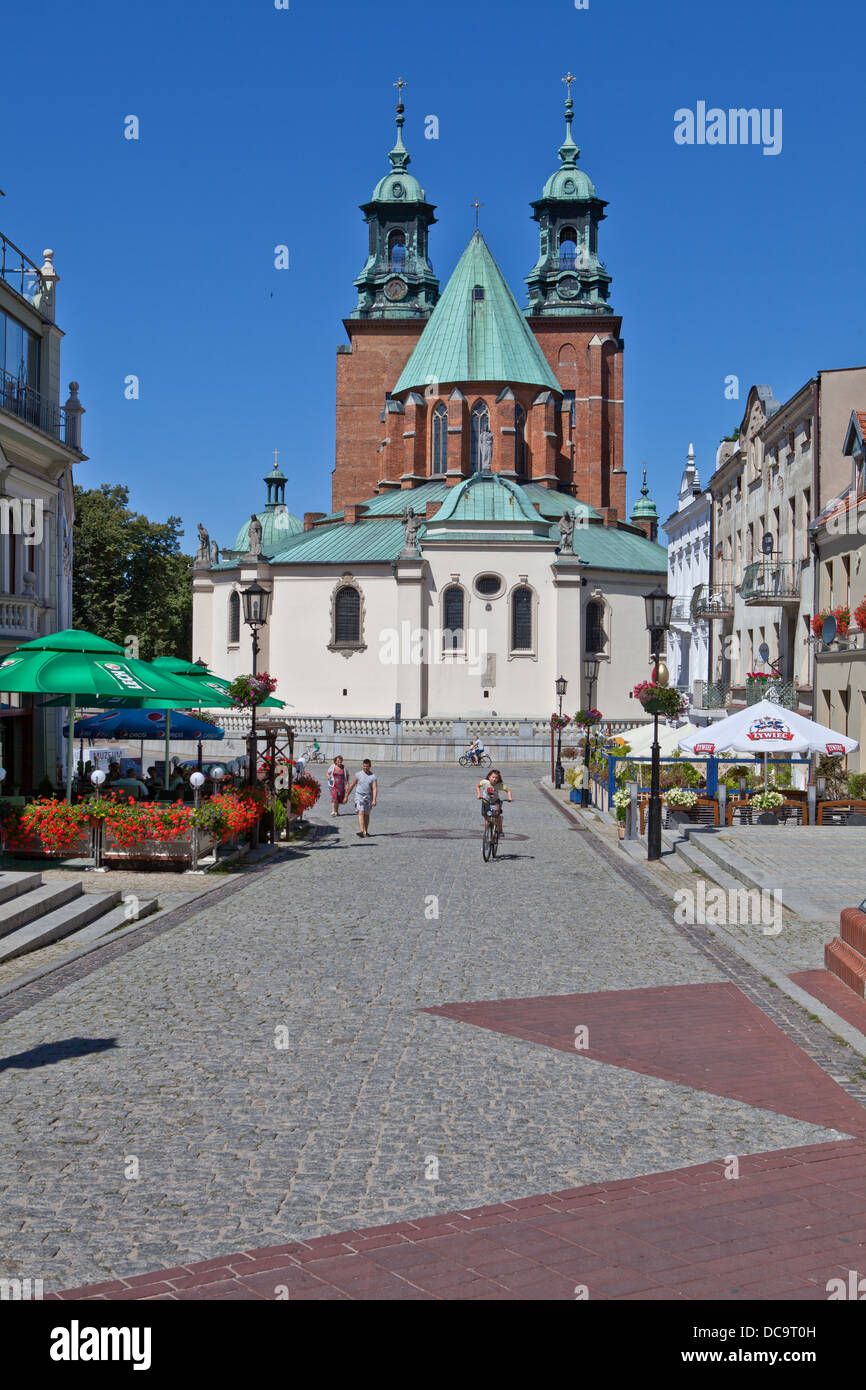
[344,504,363,524]
[425,501,440,519]
[304,511,326,531]
[600,508,618,526]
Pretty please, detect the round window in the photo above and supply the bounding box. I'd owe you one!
[475,574,503,597]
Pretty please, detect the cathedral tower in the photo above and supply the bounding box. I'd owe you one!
[334,83,440,511]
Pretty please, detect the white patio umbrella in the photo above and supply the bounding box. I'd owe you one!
[617,721,702,759]
[677,699,858,791]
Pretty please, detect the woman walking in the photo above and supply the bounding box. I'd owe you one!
[328,755,347,816]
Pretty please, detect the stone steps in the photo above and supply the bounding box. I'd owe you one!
[826,907,866,999]
[0,870,159,964]
[0,880,84,941]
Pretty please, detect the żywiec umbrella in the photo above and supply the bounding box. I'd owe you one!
[0,630,227,801]
[678,699,859,791]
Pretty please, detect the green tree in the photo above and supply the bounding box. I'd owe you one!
[72,484,193,658]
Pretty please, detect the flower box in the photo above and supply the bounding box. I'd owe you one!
[7,831,92,859]
[102,832,216,862]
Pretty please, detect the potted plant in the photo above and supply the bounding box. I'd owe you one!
[665,787,698,809]
[228,672,279,707]
[750,789,784,814]
[855,598,866,633]
[612,786,631,838]
[633,681,688,719]
[811,605,851,639]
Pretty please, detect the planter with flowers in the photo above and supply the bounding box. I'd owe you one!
[612,787,631,838]
[0,798,91,858]
[633,682,688,719]
[551,713,572,732]
[811,606,850,639]
[750,790,784,816]
[855,598,866,633]
[289,774,321,820]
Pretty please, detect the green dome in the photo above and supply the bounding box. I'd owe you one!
[631,470,658,520]
[367,107,427,205]
[541,165,597,201]
[233,506,303,557]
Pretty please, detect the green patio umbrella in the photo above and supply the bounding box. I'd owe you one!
[149,658,285,788]
[0,629,228,801]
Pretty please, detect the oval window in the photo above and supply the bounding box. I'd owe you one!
[475,574,502,597]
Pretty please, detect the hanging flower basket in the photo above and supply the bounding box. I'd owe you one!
[550,713,572,732]
[574,708,602,727]
[633,682,687,719]
[228,672,278,708]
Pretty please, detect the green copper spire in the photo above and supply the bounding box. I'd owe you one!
[351,80,439,319]
[631,468,658,520]
[525,77,614,318]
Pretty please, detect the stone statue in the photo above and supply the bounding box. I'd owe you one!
[557,509,576,554]
[479,429,493,471]
[248,513,263,557]
[209,538,220,565]
[401,506,420,555]
[196,522,210,561]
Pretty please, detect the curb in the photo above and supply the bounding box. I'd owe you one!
[539,782,866,1060]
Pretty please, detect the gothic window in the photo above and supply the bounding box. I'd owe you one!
[388,231,406,271]
[431,402,448,474]
[559,227,578,269]
[511,586,533,651]
[443,585,465,651]
[334,585,361,644]
[585,600,605,654]
[228,591,240,644]
[470,401,489,473]
[514,403,527,475]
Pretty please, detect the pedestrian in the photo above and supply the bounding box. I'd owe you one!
[346,758,378,837]
[327,755,347,816]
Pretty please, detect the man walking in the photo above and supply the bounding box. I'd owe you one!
[346,759,378,837]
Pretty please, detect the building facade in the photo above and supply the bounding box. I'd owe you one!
[192,91,668,739]
[661,444,710,698]
[692,370,866,725]
[0,229,85,790]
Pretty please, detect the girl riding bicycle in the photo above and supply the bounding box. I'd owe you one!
[476,769,513,831]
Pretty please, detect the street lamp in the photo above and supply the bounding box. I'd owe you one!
[554,675,568,788]
[581,654,600,807]
[242,581,272,788]
[643,586,674,861]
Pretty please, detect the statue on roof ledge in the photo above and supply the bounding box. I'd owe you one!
[248,513,263,557]
[557,509,576,554]
[401,505,421,555]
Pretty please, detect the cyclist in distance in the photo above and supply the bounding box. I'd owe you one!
[476,768,512,834]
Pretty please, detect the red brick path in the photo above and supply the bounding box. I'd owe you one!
[426,982,866,1137]
[791,969,866,1038]
[51,1139,866,1301]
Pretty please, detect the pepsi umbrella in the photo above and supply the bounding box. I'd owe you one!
[64,708,225,787]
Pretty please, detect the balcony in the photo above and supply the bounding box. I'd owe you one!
[703,681,731,709]
[0,232,44,306]
[0,369,80,448]
[739,558,801,606]
[0,595,42,642]
[691,583,734,619]
[745,678,798,709]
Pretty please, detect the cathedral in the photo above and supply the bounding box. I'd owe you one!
[192,82,666,725]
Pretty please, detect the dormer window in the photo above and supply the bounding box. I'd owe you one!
[472,285,485,301]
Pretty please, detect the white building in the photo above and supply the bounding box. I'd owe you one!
[661,444,710,698]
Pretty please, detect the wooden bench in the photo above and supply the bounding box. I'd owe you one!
[816,799,866,826]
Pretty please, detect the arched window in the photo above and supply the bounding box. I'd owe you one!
[559,226,578,269]
[443,586,464,651]
[334,585,361,644]
[514,402,527,475]
[511,587,533,651]
[228,591,240,644]
[388,231,406,271]
[431,402,448,474]
[470,400,490,473]
[585,600,605,654]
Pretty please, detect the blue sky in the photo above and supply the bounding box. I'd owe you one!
[3,0,864,549]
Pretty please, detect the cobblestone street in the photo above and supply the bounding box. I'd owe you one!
[1,766,864,1299]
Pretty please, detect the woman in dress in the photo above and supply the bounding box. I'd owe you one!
[328,755,347,816]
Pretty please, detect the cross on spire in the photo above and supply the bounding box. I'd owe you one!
[562,71,576,100]
[472,197,483,229]
[393,76,407,107]
[272,449,279,468]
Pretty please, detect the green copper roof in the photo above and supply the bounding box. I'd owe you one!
[393,232,562,394]
[631,470,659,520]
[430,473,547,526]
[269,519,405,565]
[539,92,598,202]
[563,525,667,573]
[233,506,304,557]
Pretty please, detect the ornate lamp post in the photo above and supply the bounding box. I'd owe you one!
[241,580,271,788]
[644,586,674,861]
[554,675,568,788]
[581,654,600,807]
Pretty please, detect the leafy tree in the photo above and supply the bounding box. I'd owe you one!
[72,484,192,658]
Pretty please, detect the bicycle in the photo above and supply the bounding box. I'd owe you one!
[481,807,501,861]
[307,748,326,764]
[459,751,491,768]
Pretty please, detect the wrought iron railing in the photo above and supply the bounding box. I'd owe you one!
[669,597,691,621]
[691,583,734,619]
[745,679,797,709]
[0,232,43,304]
[0,368,69,444]
[739,559,801,604]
